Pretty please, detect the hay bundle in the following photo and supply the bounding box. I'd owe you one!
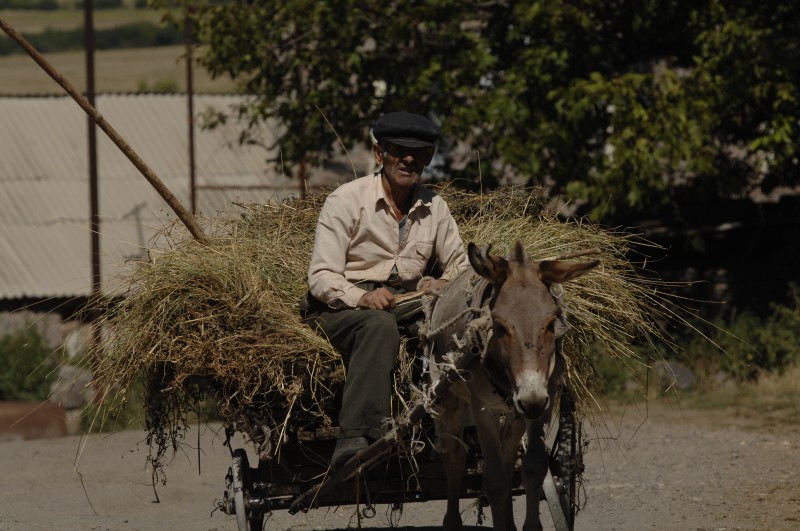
[441,187,665,406]
[90,186,668,470]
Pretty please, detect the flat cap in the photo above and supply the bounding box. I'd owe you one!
[373,112,440,148]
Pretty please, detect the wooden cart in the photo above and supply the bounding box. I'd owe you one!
[217,359,583,531]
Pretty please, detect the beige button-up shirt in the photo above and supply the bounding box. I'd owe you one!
[308,173,470,308]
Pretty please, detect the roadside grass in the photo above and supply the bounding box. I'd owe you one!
[0,44,237,94]
[679,364,800,428]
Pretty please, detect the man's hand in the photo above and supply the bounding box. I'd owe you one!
[418,278,448,292]
[357,287,396,310]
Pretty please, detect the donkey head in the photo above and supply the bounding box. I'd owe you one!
[468,241,599,420]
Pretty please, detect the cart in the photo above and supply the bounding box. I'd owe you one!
[217,358,584,531]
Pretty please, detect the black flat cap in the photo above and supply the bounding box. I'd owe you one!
[373,112,440,148]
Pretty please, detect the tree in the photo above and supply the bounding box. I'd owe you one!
[155,0,800,224]
[0,328,55,402]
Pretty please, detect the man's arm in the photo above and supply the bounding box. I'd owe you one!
[357,287,396,309]
[416,199,469,293]
[307,194,369,308]
[433,200,471,282]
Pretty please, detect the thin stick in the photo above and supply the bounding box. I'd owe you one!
[0,17,209,245]
[394,290,427,304]
[315,105,357,181]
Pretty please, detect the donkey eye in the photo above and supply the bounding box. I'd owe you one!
[493,319,510,337]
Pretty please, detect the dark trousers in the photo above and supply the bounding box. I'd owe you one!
[304,290,423,440]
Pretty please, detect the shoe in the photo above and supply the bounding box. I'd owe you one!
[331,436,368,469]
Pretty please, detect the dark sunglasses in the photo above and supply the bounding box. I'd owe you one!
[383,143,435,159]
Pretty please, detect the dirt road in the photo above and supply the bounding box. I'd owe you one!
[1,399,798,530]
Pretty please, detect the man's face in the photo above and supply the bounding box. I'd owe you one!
[374,141,435,189]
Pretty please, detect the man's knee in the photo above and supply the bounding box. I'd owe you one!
[358,310,401,343]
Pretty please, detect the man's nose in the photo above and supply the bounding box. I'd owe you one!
[401,152,420,165]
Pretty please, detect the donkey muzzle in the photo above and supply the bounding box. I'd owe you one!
[512,370,551,420]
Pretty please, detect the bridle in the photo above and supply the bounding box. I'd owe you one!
[476,278,570,408]
[423,272,570,409]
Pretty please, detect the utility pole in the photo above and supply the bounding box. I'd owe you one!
[85,0,100,299]
[185,10,196,214]
[84,0,103,397]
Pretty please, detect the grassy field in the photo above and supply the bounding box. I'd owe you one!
[1,5,237,94]
[0,44,238,95]
[2,6,163,33]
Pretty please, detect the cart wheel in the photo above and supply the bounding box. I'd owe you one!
[231,449,264,531]
[544,468,570,531]
[545,383,581,531]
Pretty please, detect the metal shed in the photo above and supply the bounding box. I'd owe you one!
[0,93,372,315]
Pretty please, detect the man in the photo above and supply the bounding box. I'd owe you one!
[304,111,470,468]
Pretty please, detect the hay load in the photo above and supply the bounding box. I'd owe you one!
[89,186,668,470]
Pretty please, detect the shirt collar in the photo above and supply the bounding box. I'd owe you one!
[372,171,432,213]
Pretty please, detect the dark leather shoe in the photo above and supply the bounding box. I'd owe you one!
[331,436,368,469]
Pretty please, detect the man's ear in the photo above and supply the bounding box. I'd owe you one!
[373,142,384,166]
[422,147,435,166]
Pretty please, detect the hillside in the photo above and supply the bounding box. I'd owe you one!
[0,5,237,95]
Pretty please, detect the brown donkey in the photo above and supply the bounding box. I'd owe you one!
[423,241,598,530]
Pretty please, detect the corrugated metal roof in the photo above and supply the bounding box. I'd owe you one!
[0,94,375,302]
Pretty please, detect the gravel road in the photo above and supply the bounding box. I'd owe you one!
[1,398,798,530]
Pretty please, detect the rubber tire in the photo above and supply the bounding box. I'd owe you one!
[544,468,570,531]
[550,384,579,530]
[231,449,251,531]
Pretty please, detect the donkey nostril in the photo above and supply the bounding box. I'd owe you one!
[514,398,526,415]
[515,394,549,420]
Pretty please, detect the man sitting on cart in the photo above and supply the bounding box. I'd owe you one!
[303,111,470,468]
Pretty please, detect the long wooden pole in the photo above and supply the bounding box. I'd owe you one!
[0,17,209,245]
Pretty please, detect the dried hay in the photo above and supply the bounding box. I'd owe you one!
[87,185,672,475]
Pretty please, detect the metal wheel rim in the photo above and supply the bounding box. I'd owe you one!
[231,449,250,531]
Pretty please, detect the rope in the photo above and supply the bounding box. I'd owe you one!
[422,306,485,338]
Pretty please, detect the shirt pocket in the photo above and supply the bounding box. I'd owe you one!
[414,241,434,261]
[408,241,434,277]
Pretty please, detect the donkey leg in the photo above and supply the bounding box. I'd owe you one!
[435,393,467,531]
[499,413,527,528]
[521,421,548,531]
[471,401,516,531]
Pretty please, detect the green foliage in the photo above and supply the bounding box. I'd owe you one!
[588,285,800,395]
[588,345,637,396]
[684,285,800,381]
[136,77,179,93]
[80,375,146,432]
[0,328,56,402]
[152,0,800,224]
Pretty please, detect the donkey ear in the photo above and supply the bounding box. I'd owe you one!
[513,240,526,263]
[538,259,600,286]
[468,242,510,285]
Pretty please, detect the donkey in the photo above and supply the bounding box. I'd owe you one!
[422,241,599,531]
